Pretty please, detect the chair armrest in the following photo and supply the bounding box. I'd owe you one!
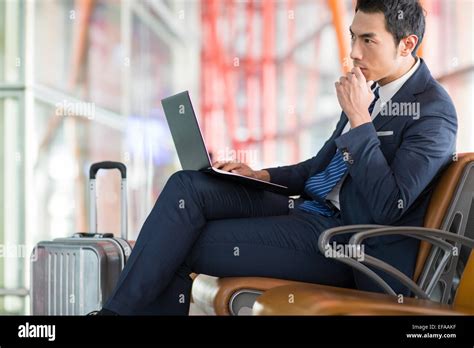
[317,225,387,247]
[317,225,432,296]
[318,225,458,299]
[350,227,474,295]
[317,225,400,296]
[354,235,454,299]
[350,226,474,249]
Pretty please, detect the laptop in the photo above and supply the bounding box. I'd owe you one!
[161,91,289,195]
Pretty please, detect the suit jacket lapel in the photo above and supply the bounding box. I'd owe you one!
[372,90,417,131]
[373,59,430,130]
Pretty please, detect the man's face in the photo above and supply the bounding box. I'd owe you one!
[349,11,401,83]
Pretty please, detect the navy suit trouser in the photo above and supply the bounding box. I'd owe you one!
[103,170,409,315]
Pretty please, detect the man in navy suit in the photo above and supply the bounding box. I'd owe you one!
[95,0,457,315]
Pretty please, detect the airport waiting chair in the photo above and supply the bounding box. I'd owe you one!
[191,153,474,315]
[252,241,474,315]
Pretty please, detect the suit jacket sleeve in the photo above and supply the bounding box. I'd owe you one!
[334,110,457,225]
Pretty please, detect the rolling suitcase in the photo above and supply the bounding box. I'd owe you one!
[31,161,132,315]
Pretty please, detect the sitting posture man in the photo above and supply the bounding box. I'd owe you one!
[94,0,457,315]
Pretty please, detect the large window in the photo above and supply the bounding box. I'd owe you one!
[35,0,123,112]
[422,0,474,152]
[0,0,199,314]
[0,95,26,314]
[0,0,23,83]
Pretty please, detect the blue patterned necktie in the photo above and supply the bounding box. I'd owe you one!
[298,86,380,216]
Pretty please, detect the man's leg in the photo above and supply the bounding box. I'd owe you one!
[103,170,291,314]
[126,209,352,315]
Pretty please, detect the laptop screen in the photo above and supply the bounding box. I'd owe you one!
[161,91,212,171]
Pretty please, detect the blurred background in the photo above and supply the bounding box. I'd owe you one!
[0,0,473,314]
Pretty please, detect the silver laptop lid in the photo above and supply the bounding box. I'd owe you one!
[161,91,212,171]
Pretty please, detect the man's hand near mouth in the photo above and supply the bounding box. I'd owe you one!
[335,66,376,129]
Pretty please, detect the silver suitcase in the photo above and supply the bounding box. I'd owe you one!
[31,161,132,315]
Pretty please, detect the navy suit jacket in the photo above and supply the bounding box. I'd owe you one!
[266,59,457,247]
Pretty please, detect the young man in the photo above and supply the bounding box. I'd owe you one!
[93,0,457,315]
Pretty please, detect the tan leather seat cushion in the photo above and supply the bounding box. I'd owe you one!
[253,283,468,315]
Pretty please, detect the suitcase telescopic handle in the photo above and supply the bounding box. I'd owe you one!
[89,161,128,239]
[90,161,127,179]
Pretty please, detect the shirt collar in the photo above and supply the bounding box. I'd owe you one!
[378,57,421,102]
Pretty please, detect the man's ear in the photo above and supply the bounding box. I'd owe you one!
[400,34,419,57]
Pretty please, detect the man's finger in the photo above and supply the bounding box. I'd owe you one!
[352,66,365,81]
[346,72,355,82]
[214,161,234,169]
[221,163,242,172]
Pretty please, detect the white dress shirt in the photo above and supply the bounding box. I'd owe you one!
[325,57,421,210]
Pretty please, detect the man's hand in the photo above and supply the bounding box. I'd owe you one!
[335,67,375,129]
[213,161,270,181]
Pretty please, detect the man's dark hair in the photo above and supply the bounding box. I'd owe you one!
[356,0,426,56]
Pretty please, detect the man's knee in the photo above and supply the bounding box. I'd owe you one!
[167,170,195,186]
[165,170,211,193]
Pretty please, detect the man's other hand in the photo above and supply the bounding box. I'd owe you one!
[212,161,270,181]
